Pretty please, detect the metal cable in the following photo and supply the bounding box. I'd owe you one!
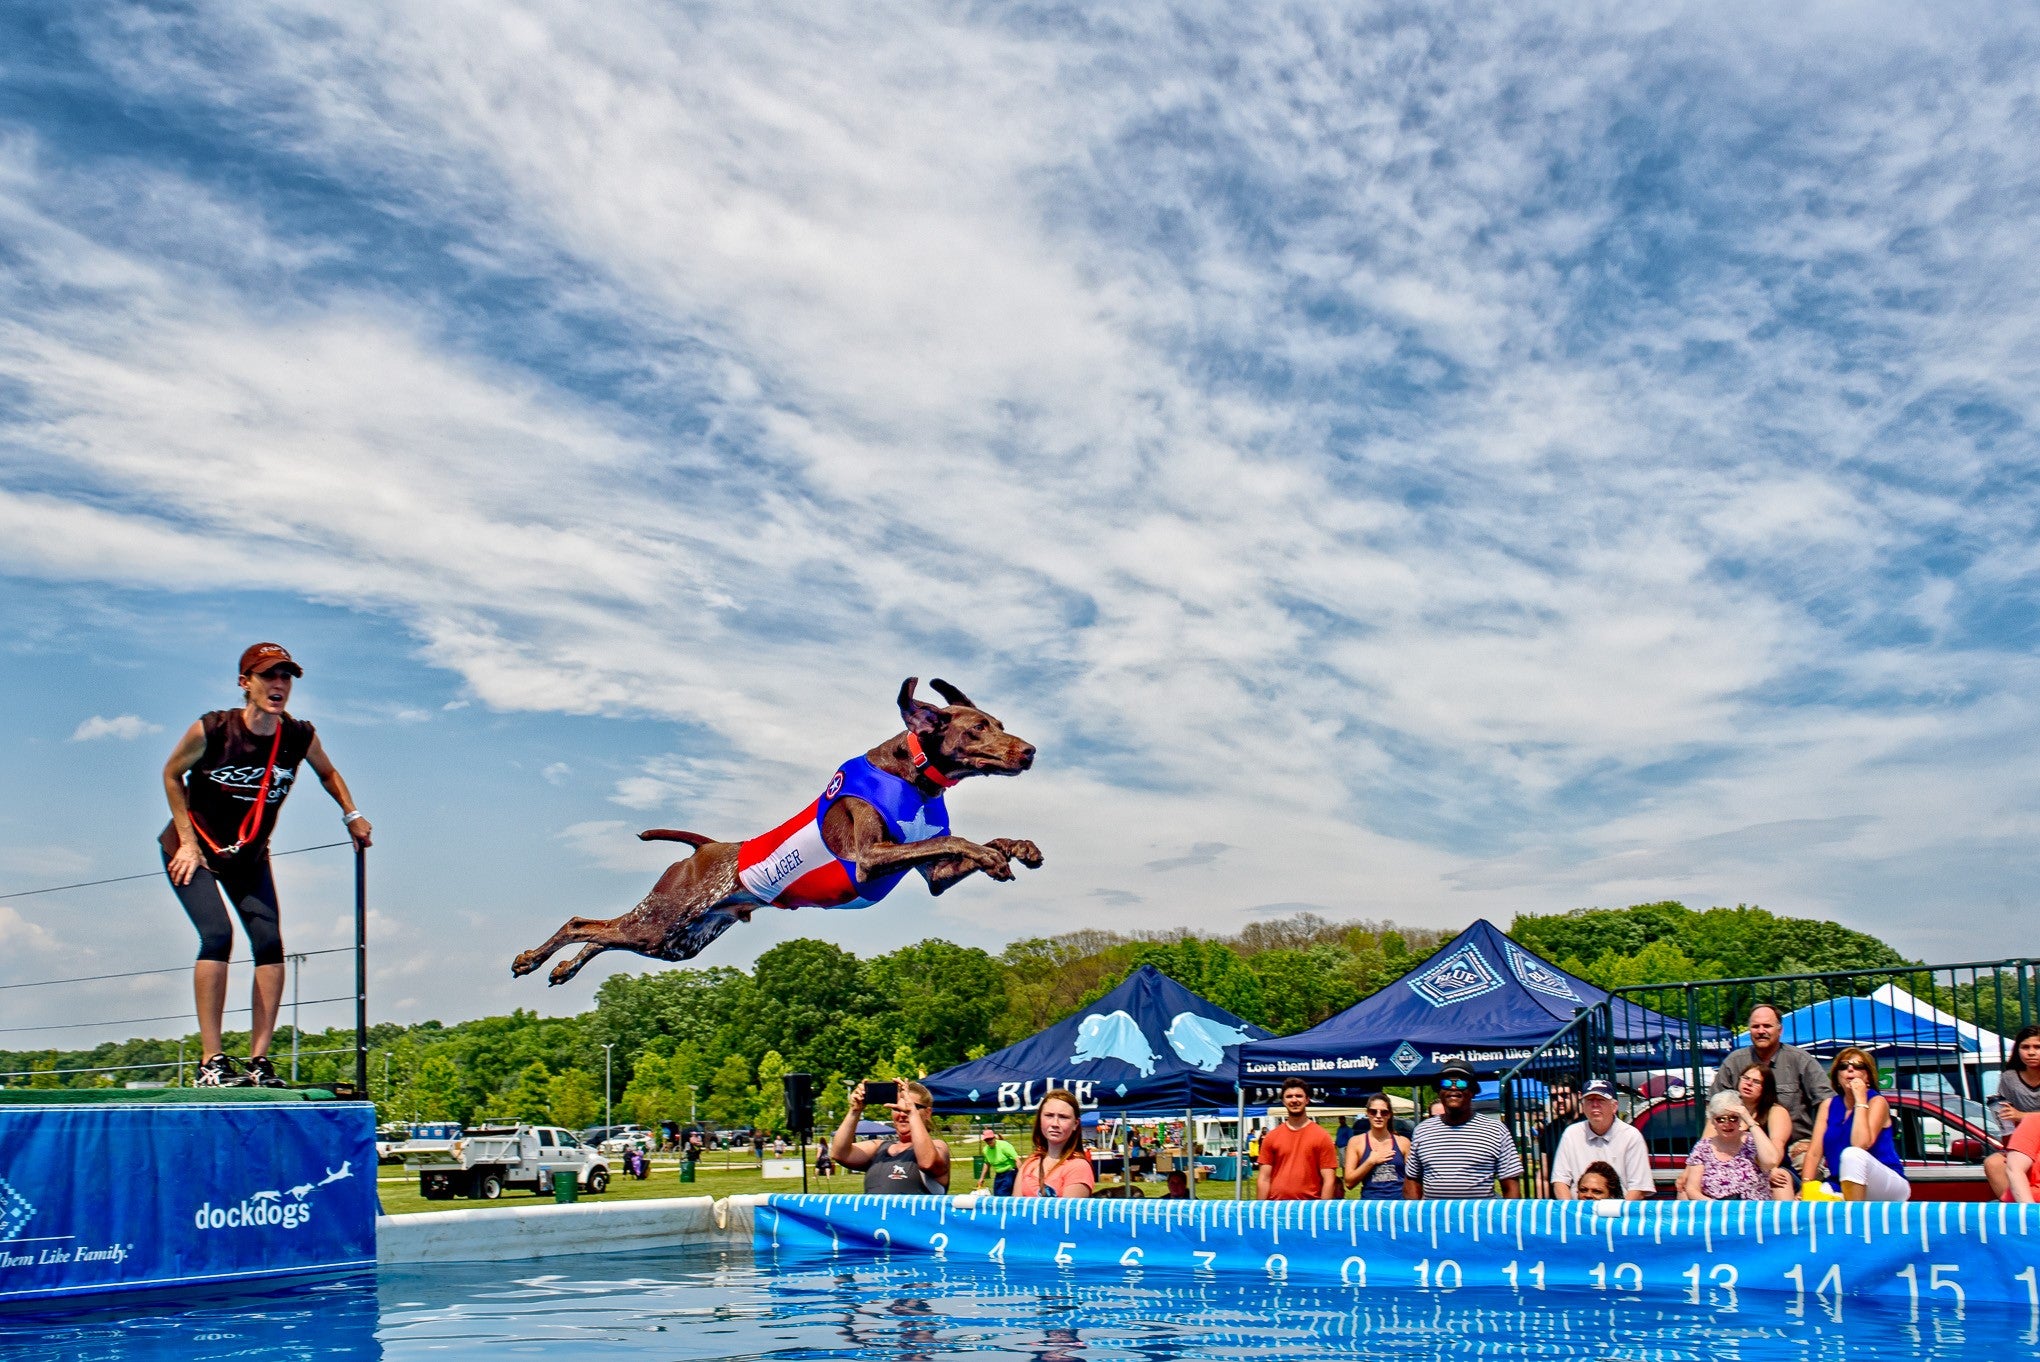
[0,946,356,992]
[0,841,354,902]
[0,994,356,1035]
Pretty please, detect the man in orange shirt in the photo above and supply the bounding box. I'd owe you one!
[1256,1078,1337,1200]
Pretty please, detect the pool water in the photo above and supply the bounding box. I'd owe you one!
[5,1247,2037,1361]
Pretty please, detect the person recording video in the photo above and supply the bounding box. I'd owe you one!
[829,1079,950,1195]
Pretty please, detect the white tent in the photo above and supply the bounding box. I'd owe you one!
[1866,984,2012,1065]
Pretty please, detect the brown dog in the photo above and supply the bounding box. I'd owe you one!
[511,678,1042,986]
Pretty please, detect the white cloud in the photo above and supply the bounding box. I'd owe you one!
[0,0,2033,1027]
[69,714,162,742]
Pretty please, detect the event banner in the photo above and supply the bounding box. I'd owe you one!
[758,1194,2040,1310]
[0,1101,376,1303]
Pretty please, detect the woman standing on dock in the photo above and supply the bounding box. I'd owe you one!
[160,643,372,1088]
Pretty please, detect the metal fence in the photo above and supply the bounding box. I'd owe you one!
[0,843,371,1094]
[1499,956,2039,1198]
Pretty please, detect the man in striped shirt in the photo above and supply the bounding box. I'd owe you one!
[1404,1061,1523,1199]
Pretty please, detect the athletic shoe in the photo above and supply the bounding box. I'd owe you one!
[196,1053,252,1087]
[245,1055,287,1088]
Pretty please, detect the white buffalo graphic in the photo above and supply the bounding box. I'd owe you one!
[1164,1012,1256,1072]
[1069,1010,1159,1076]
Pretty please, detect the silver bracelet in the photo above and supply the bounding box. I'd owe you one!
[344,810,368,823]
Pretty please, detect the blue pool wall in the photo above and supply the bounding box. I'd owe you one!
[0,1101,377,1304]
[757,1194,2040,1309]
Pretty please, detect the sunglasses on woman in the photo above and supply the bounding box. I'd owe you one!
[1438,1079,1472,1091]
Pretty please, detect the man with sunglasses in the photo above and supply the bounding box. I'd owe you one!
[1550,1079,1652,1200]
[161,643,373,1087]
[1404,1061,1522,1199]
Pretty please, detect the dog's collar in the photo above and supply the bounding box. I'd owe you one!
[902,732,961,790]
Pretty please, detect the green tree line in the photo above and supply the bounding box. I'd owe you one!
[8,901,1982,1129]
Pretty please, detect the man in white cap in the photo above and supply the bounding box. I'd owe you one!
[1551,1078,1653,1200]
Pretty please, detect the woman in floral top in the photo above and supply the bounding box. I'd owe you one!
[1679,1090,1783,1201]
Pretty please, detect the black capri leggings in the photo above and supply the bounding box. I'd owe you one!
[164,852,284,966]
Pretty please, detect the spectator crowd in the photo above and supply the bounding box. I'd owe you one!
[819,1005,2040,1208]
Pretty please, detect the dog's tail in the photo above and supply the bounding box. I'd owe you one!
[638,828,717,848]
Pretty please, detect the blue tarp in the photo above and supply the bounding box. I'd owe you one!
[1239,920,1729,1087]
[1738,996,1979,1062]
[0,1100,376,1303]
[921,965,1272,1114]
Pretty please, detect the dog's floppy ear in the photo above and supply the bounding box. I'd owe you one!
[898,677,946,735]
[928,678,976,710]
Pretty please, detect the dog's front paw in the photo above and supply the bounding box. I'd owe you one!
[997,839,1043,869]
[970,843,1014,880]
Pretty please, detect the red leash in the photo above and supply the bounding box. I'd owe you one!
[191,716,284,858]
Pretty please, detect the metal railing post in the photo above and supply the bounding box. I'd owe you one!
[354,845,368,1098]
[1684,984,1704,1100]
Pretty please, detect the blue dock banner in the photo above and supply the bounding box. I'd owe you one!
[759,1194,2040,1309]
[0,1103,377,1302]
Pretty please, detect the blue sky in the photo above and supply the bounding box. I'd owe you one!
[4,4,2039,1044]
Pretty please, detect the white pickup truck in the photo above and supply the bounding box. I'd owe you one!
[404,1123,612,1200]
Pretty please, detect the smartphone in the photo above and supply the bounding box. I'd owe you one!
[862,1080,900,1107]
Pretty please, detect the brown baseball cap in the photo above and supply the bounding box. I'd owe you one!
[238,642,303,678]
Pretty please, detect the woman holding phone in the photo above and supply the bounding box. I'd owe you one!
[829,1079,950,1194]
[1014,1089,1094,1198]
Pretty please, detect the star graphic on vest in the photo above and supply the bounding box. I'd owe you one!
[897,807,946,844]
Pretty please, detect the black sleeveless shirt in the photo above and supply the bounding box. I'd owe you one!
[161,710,316,869]
[861,1141,946,1195]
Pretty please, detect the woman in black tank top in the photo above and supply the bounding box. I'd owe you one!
[161,643,373,1088]
[829,1079,951,1194]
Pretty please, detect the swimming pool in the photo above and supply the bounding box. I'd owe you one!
[5,1243,2036,1361]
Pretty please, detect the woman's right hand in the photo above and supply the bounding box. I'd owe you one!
[167,842,202,887]
[847,1081,866,1114]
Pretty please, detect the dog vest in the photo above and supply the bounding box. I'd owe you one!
[735,756,950,909]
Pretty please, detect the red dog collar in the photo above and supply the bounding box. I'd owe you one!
[903,731,960,789]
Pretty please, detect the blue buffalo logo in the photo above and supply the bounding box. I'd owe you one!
[1408,944,1504,1008]
[1504,941,1579,1002]
[1069,1011,1159,1076]
[1163,1012,1255,1072]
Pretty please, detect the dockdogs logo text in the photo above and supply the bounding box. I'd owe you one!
[195,1159,355,1232]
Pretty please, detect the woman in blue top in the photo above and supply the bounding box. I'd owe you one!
[1801,1046,1909,1202]
[1345,1095,1412,1200]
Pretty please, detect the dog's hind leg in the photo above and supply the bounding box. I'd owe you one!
[511,916,615,979]
[513,842,750,984]
[548,942,611,987]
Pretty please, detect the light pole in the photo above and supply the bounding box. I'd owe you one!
[602,1043,615,1132]
[685,1084,697,1125]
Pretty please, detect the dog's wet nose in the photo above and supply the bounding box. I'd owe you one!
[1015,744,1036,768]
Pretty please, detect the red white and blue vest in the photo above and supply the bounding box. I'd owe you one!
[736,757,950,909]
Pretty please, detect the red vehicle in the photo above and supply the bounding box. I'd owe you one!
[1629,1090,1996,1201]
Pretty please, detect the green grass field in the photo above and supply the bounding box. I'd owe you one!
[373,1153,1245,1215]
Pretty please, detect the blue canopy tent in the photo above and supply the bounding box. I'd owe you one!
[1737,997,1978,1064]
[921,964,1273,1115]
[1238,920,1730,1088]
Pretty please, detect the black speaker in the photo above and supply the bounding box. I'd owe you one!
[783,1072,816,1134]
